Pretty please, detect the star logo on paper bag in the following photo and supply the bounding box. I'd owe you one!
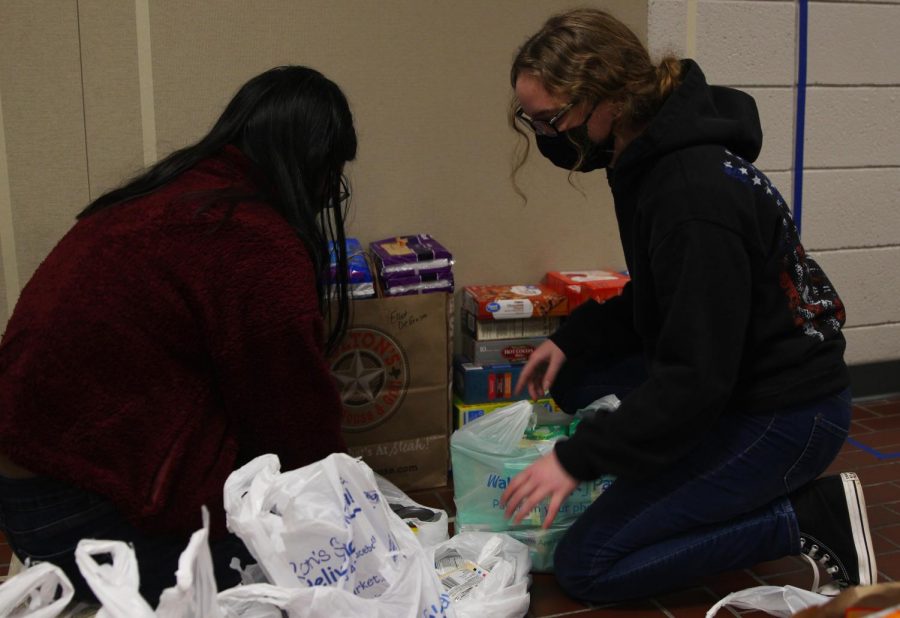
[330,327,410,431]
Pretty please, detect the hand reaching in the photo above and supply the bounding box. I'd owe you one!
[500,450,578,529]
[514,339,567,400]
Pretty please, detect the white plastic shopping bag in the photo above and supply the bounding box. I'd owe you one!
[376,474,449,549]
[223,452,452,617]
[0,561,73,618]
[155,507,223,618]
[706,585,829,618]
[74,539,156,617]
[431,532,531,618]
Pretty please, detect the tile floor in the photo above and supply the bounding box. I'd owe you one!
[1,394,899,618]
[406,394,900,618]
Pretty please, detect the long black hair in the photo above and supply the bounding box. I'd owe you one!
[78,65,357,353]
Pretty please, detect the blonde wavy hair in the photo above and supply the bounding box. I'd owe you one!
[510,8,682,187]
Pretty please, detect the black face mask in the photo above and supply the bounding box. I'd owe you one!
[535,123,616,172]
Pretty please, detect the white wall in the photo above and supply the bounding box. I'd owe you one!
[647,0,900,367]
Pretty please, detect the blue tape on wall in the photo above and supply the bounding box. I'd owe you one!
[792,0,809,236]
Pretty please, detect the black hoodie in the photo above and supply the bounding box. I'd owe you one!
[551,60,848,481]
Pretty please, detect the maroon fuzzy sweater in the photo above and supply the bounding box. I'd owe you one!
[0,146,346,537]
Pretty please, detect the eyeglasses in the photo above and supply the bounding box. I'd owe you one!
[514,102,575,137]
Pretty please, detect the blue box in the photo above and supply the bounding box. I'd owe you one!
[453,359,529,403]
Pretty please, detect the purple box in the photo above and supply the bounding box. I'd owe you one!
[382,271,454,296]
[370,234,453,277]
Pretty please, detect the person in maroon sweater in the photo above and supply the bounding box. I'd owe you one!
[0,65,355,604]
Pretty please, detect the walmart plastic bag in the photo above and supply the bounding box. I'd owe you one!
[431,532,530,618]
[223,452,452,618]
[451,400,614,571]
[0,561,73,618]
[706,585,829,618]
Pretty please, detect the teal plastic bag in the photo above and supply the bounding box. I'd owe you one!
[450,401,614,571]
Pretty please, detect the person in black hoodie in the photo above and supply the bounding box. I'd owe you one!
[500,8,875,602]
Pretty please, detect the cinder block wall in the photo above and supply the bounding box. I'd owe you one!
[648,0,900,370]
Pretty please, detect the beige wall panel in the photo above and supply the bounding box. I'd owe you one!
[808,2,900,85]
[0,3,89,288]
[844,324,900,367]
[696,0,795,87]
[145,0,644,290]
[78,1,144,198]
[802,169,900,251]
[805,87,900,168]
[813,247,900,329]
[648,0,687,60]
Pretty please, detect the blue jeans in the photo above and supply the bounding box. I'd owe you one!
[0,475,254,606]
[549,353,851,603]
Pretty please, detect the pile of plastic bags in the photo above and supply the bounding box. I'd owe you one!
[0,453,531,617]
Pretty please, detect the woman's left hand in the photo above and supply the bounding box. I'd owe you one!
[500,450,578,529]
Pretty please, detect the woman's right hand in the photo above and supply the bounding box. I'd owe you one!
[514,339,567,400]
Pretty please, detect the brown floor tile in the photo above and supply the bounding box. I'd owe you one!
[854,416,900,433]
[863,401,900,416]
[837,448,886,466]
[528,572,593,617]
[874,524,900,550]
[852,406,881,420]
[868,505,900,528]
[850,426,875,441]
[853,430,900,450]
[875,550,900,582]
[859,482,900,507]
[825,451,885,476]
[652,586,721,618]
[854,462,900,485]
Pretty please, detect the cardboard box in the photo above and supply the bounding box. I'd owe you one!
[461,334,546,365]
[461,310,560,341]
[453,359,529,403]
[544,270,629,310]
[329,292,452,490]
[453,396,563,429]
[462,284,567,320]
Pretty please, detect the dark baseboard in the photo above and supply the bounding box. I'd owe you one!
[849,360,900,399]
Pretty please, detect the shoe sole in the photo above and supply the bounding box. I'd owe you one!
[841,471,877,585]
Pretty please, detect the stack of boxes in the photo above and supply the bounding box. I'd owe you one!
[453,284,568,427]
[369,234,454,296]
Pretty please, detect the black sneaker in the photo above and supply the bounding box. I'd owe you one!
[791,472,877,587]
